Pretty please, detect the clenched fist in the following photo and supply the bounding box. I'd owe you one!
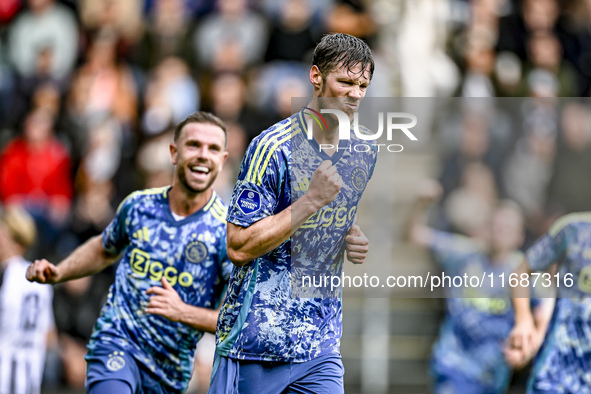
[26,259,60,284]
[346,224,369,264]
[305,160,343,210]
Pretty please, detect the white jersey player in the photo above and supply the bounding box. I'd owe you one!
[0,206,54,394]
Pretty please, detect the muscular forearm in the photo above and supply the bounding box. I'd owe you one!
[227,193,322,266]
[176,305,219,333]
[55,235,118,283]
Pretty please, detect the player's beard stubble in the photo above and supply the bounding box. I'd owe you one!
[177,164,217,195]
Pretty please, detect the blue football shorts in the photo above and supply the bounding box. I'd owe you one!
[208,353,344,394]
[85,341,179,394]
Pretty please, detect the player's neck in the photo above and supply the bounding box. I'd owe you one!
[168,184,212,217]
[312,125,339,145]
[303,111,340,146]
[0,249,20,264]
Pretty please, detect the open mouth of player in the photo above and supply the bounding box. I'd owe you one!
[189,165,210,180]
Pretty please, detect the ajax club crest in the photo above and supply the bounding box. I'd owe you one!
[351,167,368,192]
[107,351,126,371]
[185,240,208,264]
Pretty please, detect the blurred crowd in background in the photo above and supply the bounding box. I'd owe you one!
[0,0,591,392]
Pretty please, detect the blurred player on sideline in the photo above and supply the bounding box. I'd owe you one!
[26,112,232,394]
[509,212,591,393]
[407,180,552,394]
[210,33,376,393]
[0,205,54,394]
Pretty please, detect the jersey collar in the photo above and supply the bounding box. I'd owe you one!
[297,111,350,164]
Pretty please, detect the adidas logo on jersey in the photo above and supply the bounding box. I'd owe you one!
[132,227,150,242]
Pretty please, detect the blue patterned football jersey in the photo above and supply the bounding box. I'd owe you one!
[429,230,529,393]
[525,213,591,394]
[86,187,232,393]
[216,111,377,362]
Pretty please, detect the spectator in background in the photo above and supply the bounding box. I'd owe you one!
[70,177,115,248]
[497,0,559,60]
[251,61,310,123]
[25,80,78,156]
[524,31,578,97]
[522,0,558,34]
[206,74,251,201]
[444,162,498,239]
[0,0,20,128]
[133,0,195,72]
[264,0,317,63]
[79,0,144,51]
[193,0,268,73]
[55,174,115,391]
[503,95,558,238]
[546,101,591,213]
[0,38,16,132]
[31,81,61,120]
[467,0,502,43]
[6,81,62,148]
[494,51,527,97]
[135,129,175,189]
[0,0,21,25]
[209,72,262,142]
[209,73,246,123]
[396,0,459,97]
[143,0,215,19]
[207,119,246,202]
[575,0,591,95]
[0,205,55,394]
[77,118,122,187]
[325,0,376,42]
[141,57,200,137]
[0,108,72,259]
[8,0,78,87]
[459,32,497,97]
[265,74,310,126]
[71,30,138,133]
[438,108,505,200]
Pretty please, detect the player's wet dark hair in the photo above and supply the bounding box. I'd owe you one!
[313,33,375,81]
[174,111,227,148]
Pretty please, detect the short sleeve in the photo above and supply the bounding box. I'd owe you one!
[102,193,137,255]
[526,216,570,271]
[226,138,283,227]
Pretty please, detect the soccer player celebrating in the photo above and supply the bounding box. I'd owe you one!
[407,180,552,394]
[509,213,591,393]
[209,33,376,393]
[0,206,54,394]
[26,112,232,394]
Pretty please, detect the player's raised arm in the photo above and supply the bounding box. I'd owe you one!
[227,160,343,266]
[26,235,119,284]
